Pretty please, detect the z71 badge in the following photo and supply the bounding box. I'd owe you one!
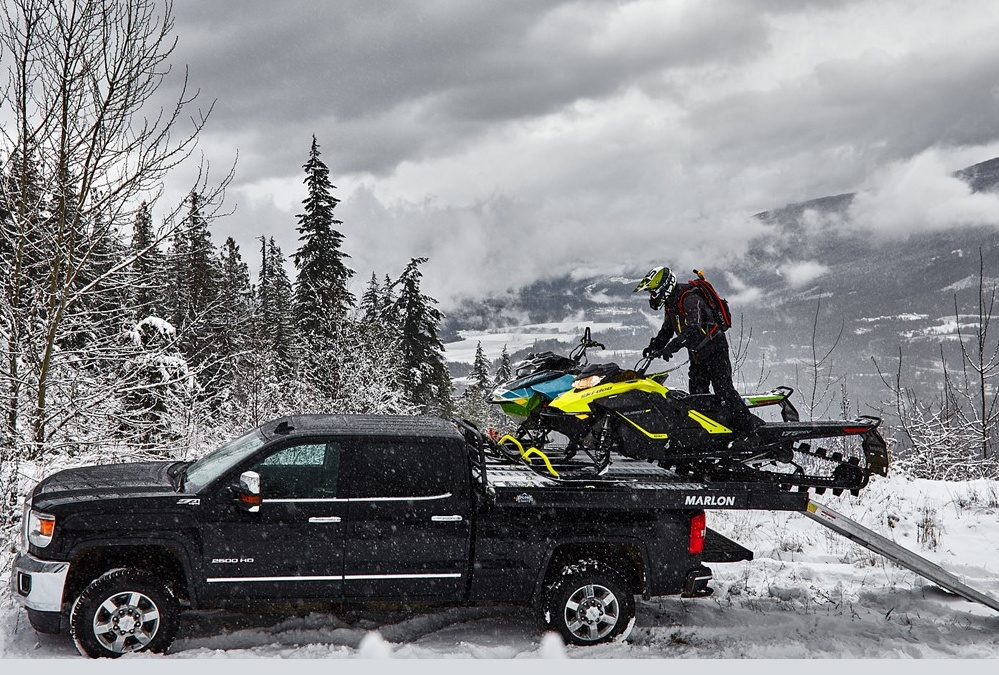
[176,498,200,506]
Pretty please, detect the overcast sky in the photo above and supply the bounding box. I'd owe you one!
[162,0,999,308]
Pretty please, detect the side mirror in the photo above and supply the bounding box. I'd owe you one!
[233,470,261,513]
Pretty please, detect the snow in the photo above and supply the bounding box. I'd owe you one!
[3,475,999,667]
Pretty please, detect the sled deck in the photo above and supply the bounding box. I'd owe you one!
[805,500,999,613]
[470,414,890,495]
[481,455,811,512]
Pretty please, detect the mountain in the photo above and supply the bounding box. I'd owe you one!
[443,157,999,417]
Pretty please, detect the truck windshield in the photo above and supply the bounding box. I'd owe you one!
[182,429,267,492]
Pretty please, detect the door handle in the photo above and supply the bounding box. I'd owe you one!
[431,515,463,522]
[308,516,342,524]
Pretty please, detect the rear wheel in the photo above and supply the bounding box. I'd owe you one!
[70,568,179,658]
[542,559,635,646]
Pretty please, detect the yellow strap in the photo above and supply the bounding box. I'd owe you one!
[498,435,560,478]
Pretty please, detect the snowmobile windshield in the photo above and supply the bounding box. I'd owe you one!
[181,429,267,493]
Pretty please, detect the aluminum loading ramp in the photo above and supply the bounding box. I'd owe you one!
[805,499,999,613]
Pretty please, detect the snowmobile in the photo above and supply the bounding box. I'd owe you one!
[488,327,604,453]
[527,356,889,493]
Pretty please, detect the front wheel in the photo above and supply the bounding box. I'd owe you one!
[70,568,179,658]
[542,560,635,646]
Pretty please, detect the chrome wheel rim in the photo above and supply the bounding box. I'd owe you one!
[563,583,619,641]
[92,590,160,654]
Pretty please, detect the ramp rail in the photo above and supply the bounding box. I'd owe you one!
[805,499,999,613]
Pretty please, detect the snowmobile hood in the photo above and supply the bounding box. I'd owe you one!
[30,461,178,510]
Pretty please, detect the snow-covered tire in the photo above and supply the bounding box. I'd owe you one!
[70,568,179,658]
[542,559,635,646]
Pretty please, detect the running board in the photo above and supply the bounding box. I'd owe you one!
[805,500,999,613]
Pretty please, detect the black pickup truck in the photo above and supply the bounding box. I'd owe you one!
[11,414,806,658]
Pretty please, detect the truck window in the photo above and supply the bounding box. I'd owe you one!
[250,441,341,499]
[342,440,453,499]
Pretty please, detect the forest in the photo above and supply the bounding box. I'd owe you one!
[0,0,462,562]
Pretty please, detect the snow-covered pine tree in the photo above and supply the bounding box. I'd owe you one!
[471,342,491,390]
[129,201,166,320]
[235,237,301,427]
[359,272,382,324]
[214,237,254,412]
[494,344,512,385]
[118,316,195,454]
[455,341,494,427]
[257,237,299,378]
[356,271,398,364]
[293,136,355,340]
[390,257,453,416]
[163,191,224,397]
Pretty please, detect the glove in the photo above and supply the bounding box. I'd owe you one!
[642,345,661,359]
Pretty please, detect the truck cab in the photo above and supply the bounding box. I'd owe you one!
[13,415,476,657]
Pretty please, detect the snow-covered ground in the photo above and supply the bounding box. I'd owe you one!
[2,474,998,663]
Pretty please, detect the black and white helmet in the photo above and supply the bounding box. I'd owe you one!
[633,266,677,310]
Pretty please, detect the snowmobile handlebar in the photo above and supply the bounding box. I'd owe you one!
[570,327,605,363]
[636,355,655,376]
[636,354,676,380]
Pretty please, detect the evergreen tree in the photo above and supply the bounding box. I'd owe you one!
[163,225,189,334]
[128,201,166,319]
[471,342,491,390]
[455,341,493,428]
[293,135,354,340]
[381,273,399,327]
[356,271,397,365]
[236,237,299,427]
[256,237,298,376]
[494,344,512,385]
[359,272,382,324]
[163,191,222,393]
[390,257,452,415]
[118,316,194,453]
[215,237,254,407]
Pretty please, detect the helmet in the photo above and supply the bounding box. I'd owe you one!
[633,266,677,310]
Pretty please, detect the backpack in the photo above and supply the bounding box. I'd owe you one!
[685,269,732,332]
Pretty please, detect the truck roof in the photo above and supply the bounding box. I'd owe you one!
[257,414,465,442]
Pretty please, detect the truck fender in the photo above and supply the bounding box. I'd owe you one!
[530,535,651,608]
[65,536,203,608]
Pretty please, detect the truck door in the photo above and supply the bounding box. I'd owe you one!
[201,439,347,601]
[341,438,472,601]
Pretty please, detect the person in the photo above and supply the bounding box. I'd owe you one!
[633,265,760,432]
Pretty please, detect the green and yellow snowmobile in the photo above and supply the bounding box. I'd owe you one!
[519,357,889,493]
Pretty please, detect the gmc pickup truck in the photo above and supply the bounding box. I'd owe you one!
[11,414,806,658]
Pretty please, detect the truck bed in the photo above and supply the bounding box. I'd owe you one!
[479,456,809,512]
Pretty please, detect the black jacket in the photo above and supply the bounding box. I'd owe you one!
[649,283,725,358]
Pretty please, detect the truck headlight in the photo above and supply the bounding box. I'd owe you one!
[27,510,56,548]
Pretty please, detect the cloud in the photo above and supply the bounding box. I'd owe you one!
[780,261,830,288]
[848,149,999,236]
[156,1,999,310]
[724,271,763,306]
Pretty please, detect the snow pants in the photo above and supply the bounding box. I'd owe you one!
[687,334,758,431]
